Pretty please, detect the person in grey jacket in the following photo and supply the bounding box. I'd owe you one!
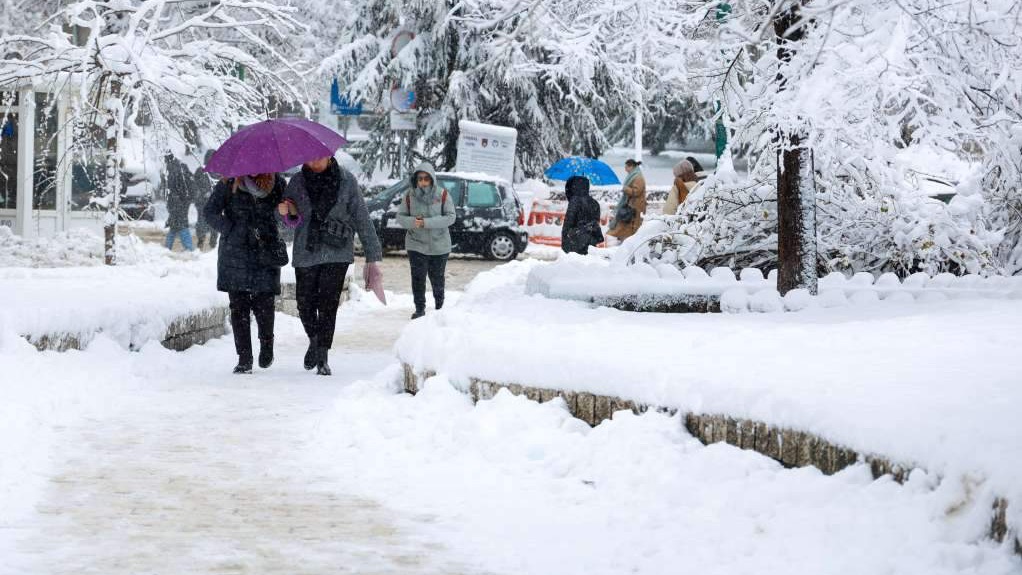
[396,162,455,319]
[278,156,383,375]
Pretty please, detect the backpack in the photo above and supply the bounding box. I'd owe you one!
[406,188,448,216]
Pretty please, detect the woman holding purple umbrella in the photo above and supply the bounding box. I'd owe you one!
[277,156,383,376]
[203,172,287,374]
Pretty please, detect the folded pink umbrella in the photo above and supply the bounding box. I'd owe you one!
[363,263,386,305]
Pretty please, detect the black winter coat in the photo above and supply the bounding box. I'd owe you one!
[165,156,194,232]
[561,176,603,255]
[203,176,285,295]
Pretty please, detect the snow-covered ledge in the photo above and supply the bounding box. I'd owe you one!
[400,365,1019,555]
[397,259,1022,555]
[526,257,1022,313]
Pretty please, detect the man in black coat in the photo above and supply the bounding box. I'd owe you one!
[164,154,195,251]
[561,176,603,255]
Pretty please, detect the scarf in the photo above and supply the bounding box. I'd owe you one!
[617,167,642,208]
[239,175,273,199]
[303,159,341,252]
[304,158,341,221]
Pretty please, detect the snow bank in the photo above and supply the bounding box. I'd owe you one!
[1,250,227,348]
[527,256,1022,312]
[314,370,1019,574]
[0,227,176,268]
[398,260,1022,530]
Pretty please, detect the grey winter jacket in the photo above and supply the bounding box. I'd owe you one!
[396,162,456,255]
[281,165,383,268]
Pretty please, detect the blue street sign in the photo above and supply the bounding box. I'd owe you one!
[331,80,363,116]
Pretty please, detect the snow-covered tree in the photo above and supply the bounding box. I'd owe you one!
[637,0,1022,277]
[316,0,697,177]
[0,0,309,264]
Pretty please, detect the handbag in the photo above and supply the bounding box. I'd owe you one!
[320,216,354,249]
[615,202,636,225]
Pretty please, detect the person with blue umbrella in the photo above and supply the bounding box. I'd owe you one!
[545,157,621,186]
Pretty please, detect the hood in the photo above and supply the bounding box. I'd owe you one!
[565,175,590,199]
[409,161,438,191]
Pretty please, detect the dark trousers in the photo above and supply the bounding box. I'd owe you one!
[228,291,275,359]
[295,263,349,349]
[409,251,448,312]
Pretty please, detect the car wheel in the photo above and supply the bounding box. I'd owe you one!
[485,231,518,261]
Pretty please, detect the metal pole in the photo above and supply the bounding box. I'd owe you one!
[397,132,404,177]
[634,44,643,162]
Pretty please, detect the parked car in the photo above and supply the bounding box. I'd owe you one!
[366,173,529,261]
[120,188,154,221]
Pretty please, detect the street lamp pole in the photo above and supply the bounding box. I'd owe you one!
[634,43,643,162]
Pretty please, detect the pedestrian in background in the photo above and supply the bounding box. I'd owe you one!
[664,160,699,216]
[164,154,195,251]
[607,159,647,242]
[279,156,383,376]
[561,175,603,255]
[204,172,286,374]
[396,162,455,320]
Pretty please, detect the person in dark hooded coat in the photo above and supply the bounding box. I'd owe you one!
[164,154,195,251]
[203,172,285,374]
[561,175,603,255]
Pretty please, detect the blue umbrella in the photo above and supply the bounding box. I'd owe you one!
[545,156,621,186]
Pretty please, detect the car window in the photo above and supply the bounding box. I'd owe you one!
[466,181,500,208]
[437,178,463,206]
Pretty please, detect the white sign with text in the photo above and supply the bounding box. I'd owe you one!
[455,120,517,183]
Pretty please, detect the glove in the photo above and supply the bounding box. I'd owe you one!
[363,261,381,288]
[363,261,386,305]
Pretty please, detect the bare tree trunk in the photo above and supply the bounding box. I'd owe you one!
[103,78,122,265]
[777,138,817,294]
[774,1,818,295]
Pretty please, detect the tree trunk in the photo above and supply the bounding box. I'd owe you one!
[774,1,817,295]
[776,139,817,294]
[103,78,122,266]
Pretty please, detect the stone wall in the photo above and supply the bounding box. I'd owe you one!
[401,364,1019,554]
[25,307,229,353]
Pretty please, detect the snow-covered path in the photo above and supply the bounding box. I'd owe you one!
[5,305,479,575]
[3,282,1019,574]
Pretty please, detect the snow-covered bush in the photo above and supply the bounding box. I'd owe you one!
[629,151,999,277]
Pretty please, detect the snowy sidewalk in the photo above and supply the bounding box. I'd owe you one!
[3,309,479,575]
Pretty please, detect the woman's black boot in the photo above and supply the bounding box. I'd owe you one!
[233,355,253,374]
[316,347,332,376]
[258,337,274,369]
[303,336,318,370]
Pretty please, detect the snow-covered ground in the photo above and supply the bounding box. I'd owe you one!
[2,248,1020,573]
[3,283,1018,573]
[397,259,1022,536]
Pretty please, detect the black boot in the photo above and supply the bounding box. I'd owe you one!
[258,337,274,369]
[411,308,425,320]
[316,347,332,376]
[230,304,253,374]
[233,355,253,374]
[304,336,318,371]
[435,296,444,311]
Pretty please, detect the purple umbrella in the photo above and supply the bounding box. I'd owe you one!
[204,118,348,178]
